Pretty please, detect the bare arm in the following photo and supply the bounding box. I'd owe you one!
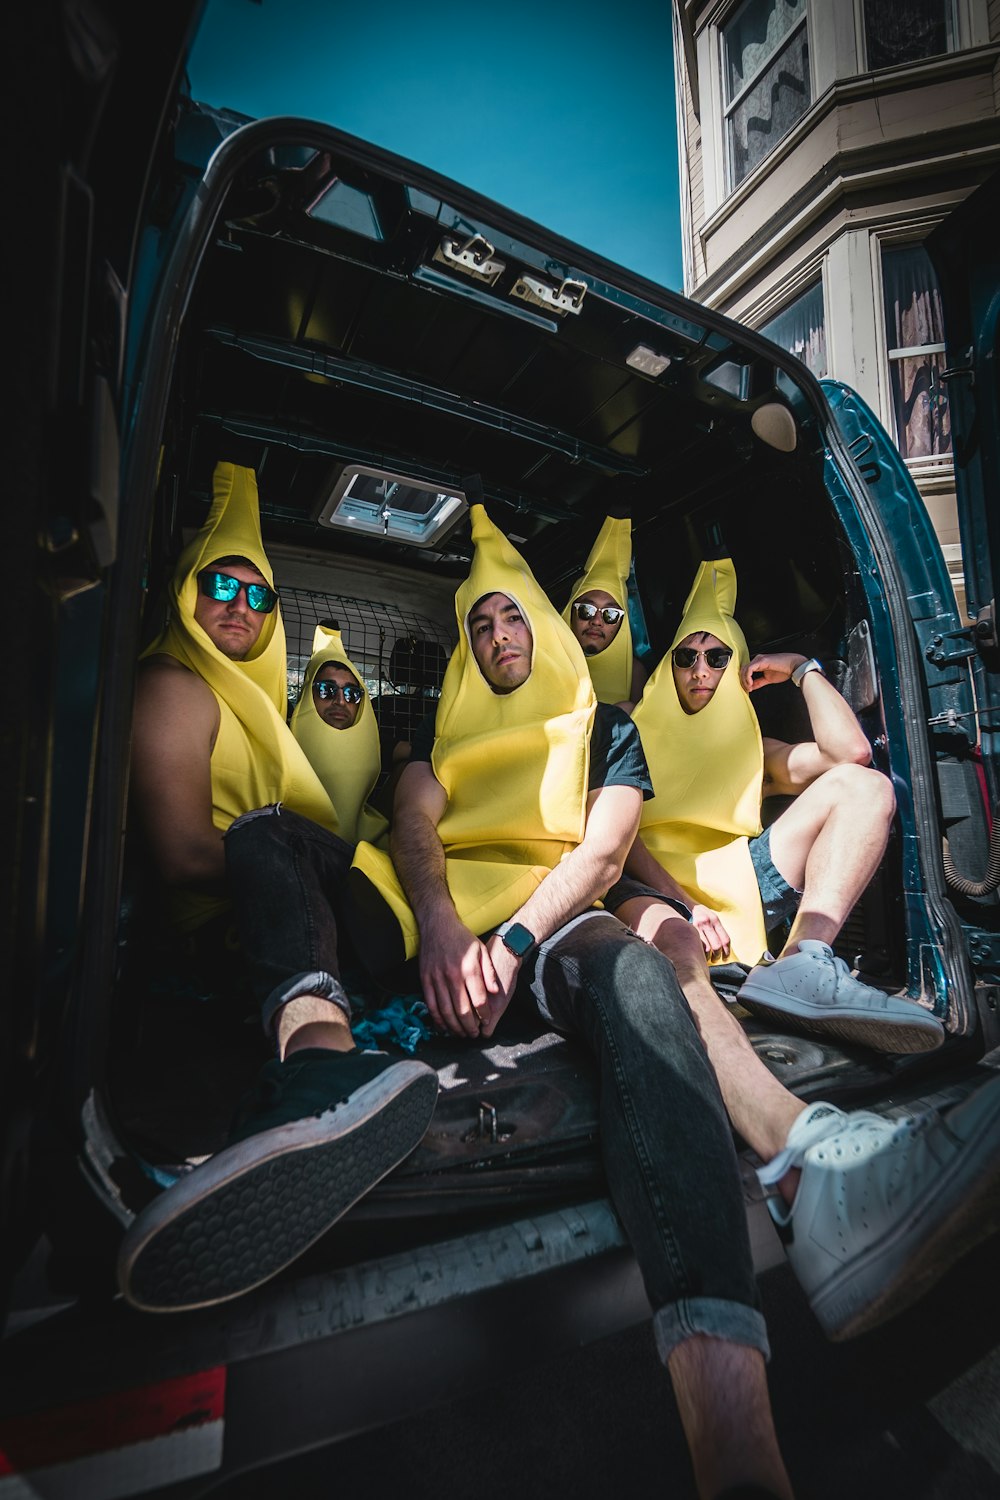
[478,781,643,1036]
[390,759,500,1038]
[743,652,872,796]
[391,761,642,1037]
[130,657,226,887]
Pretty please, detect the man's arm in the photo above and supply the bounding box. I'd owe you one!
[130,657,226,887]
[390,759,500,1038]
[744,652,872,796]
[391,759,643,1038]
[478,781,643,1036]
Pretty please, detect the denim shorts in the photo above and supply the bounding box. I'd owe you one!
[749,824,801,925]
[602,875,692,922]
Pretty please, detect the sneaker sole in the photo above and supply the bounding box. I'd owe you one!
[735,984,944,1054]
[808,1082,1000,1341]
[117,1060,439,1313]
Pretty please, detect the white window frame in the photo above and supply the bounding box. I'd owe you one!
[719,0,811,193]
[856,0,958,72]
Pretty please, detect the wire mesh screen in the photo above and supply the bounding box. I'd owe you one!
[279,586,456,726]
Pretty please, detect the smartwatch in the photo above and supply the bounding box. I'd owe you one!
[496,920,537,959]
[790,657,825,688]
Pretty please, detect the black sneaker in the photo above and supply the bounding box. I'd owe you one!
[118,1049,438,1312]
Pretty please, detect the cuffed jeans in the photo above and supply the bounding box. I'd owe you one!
[524,910,769,1363]
[226,807,769,1363]
[223,805,356,1039]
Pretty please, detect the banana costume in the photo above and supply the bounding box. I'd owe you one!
[561,515,635,704]
[142,461,337,932]
[632,558,768,966]
[352,504,596,958]
[290,624,388,846]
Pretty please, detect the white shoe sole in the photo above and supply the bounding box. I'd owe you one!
[117,1060,439,1313]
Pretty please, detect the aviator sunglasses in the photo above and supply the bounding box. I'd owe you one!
[313,679,364,704]
[198,570,278,614]
[572,601,625,625]
[672,645,733,671]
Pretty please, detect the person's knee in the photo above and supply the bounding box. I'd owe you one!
[826,762,895,821]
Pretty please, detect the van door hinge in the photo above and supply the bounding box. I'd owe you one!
[924,626,977,667]
[511,273,587,316]
[940,348,974,388]
[433,233,506,286]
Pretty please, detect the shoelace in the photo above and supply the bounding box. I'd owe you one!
[757,1105,890,1188]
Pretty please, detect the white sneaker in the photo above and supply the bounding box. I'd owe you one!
[760,1079,1000,1340]
[737,940,944,1053]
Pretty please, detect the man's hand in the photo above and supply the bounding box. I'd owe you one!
[417,909,500,1039]
[741,652,806,694]
[479,936,523,1038]
[690,903,732,960]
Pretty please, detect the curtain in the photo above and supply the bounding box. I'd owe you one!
[761,281,827,378]
[882,245,951,460]
[863,0,950,70]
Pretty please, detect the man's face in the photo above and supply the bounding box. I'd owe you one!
[468,592,533,694]
[570,588,625,658]
[312,664,364,729]
[671,631,733,715]
[194,559,269,660]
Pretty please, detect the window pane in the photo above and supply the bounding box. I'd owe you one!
[727,26,810,186]
[882,245,952,460]
[864,0,951,70]
[761,281,827,378]
[724,0,806,102]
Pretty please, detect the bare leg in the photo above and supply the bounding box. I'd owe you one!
[669,1335,794,1498]
[616,898,804,1173]
[276,994,355,1058]
[765,764,895,955]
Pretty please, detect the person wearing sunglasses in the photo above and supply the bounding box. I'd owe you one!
[609,556,943,1057]
[290,623,388,847]
[123,462,437,1315]
[561,515,649,705]
[350,507,1000,1499]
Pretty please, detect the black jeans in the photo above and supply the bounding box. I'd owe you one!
[223,805,356,1037]
[524,910,767,1362]
[225,807,768,1362]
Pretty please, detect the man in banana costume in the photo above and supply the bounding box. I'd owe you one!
[562,513,648,705]
[358,509,1000,1493]
[615,555,943,1055]
[121,461,437,1315]
[290,622,388,846]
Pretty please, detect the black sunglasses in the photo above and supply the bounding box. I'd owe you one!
[198,569,278,614]
[313,679,364,704]
[573,601,625,625]
[672,646,733,670]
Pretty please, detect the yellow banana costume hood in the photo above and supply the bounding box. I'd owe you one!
[142,461,337,931]
[632,557,767,965]
[561,515,635,704]
[353,504,596,956]
[290,624,388,846]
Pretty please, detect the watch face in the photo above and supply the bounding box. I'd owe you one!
[502,922,535,957]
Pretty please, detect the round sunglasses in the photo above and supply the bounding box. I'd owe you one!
[672,646,733,670]
[572,601,625,625]
[313,679,364,704]
[198,569,278,614]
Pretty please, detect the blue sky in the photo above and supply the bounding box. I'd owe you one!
[186,0,684,289]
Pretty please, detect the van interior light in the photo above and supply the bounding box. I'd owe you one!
[317,465,469,548]
[626,344,672,377]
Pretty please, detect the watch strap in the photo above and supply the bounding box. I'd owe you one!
[791,657,825,688]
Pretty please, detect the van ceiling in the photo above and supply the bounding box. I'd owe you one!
[161,123,839,644]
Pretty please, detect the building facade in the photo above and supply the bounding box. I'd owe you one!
[671,0,1000,614]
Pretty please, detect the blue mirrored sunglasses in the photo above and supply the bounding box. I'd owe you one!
[198,569,278,614]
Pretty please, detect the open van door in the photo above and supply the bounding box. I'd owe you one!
[925,172,1000,973]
